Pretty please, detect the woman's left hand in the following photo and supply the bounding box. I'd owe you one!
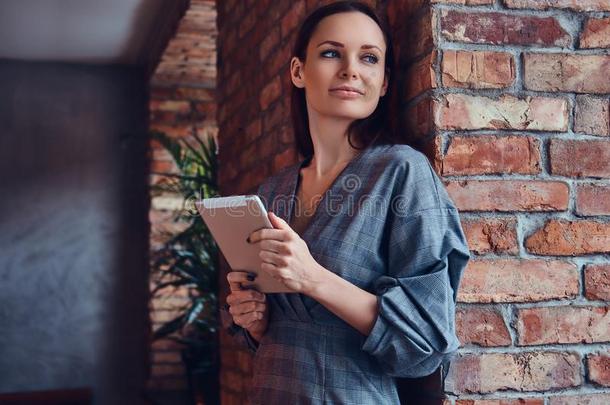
[248,211,326,295]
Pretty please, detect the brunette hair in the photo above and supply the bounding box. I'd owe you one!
[291,1,396,158]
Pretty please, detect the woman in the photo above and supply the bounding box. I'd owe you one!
[223,1,470,403]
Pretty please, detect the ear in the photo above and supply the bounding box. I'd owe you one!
[380,70,389,97]
[290,56,305,88]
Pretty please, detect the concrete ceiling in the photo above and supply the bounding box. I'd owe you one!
[0,0,166,65]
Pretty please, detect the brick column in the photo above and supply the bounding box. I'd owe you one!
[147,0,219,394]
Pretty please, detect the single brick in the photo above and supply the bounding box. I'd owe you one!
[262,101,285,132]
[151,338,183,351]
[574,95,610,136]
[152,351,182,363]
[281,1,305,39]
[149,100,191,113]
[581,16,610,48]
[443,136,540,175]
[194,101,217,118]
[585,264,610,301]
[151,309,185,324]
[237,10,256,39]
[433,0,492,4]
[278,125,294,146]
[244,118,262,144]
[577,184,610,216]
[504,0,610,12]
[456,307,512,346]
[272,147,298,172]
[150,123,194,139]
[224,72,242,102]
[259,26,280,62]
[174,87,214,102]
[550,140,610,178]
[435,94,569,131]
[458,259,579,303]
[265,40,292,79]
[151,363,186,377]
[549,394,610,405]
[461,217,519,255]
[442,50,515,89]
[526,220,610,255]
[440,10,571,47]
[446,180,569,212]
[446,352,581,394]
[524,53,610,94]
[150,295,190,311]
[259,76,281,110]
[587,352,610,387]
[456,399,544,405]
[516,306,610,345]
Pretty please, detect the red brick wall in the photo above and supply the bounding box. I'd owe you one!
[428,1,610,404]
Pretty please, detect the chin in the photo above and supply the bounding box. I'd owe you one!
[326,104,376,120]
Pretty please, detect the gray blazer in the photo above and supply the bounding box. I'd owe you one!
[225,142,471,404]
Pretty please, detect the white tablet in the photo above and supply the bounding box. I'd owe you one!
[195,195,294,293]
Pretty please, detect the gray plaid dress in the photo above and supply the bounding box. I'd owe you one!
[228,142,470,404]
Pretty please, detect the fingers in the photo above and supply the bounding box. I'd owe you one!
[259,239,285,253]
[233,311,264,330]
[226,288,267,328]
[249,228,291,244]
[228,301,266,316]
[259,250,287,267]
[227,271,257,292]
[226,289,266,306]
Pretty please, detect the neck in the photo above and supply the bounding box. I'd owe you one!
[305,109,362,177]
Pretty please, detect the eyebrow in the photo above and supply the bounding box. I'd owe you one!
[316,40,383,52]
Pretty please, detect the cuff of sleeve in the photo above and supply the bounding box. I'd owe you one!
[361,295,388,354]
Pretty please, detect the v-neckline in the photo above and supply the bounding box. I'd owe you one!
[287,144,374,238]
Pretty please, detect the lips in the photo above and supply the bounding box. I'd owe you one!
[329,86,364,95]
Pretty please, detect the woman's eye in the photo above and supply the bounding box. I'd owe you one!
[320,50,339,58]
[363,54,379,64]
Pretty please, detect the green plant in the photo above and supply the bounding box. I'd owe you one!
[149,129,220,378]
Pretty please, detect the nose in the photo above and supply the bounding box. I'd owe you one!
[339,56,358,79]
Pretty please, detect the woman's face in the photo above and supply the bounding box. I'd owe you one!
[291,11,389,122]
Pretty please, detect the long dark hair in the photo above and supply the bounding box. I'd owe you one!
[290,1,396,158]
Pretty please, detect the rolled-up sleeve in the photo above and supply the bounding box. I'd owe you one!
[361,169,470,377]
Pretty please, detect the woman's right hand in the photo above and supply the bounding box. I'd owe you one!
[226,271,269,342]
